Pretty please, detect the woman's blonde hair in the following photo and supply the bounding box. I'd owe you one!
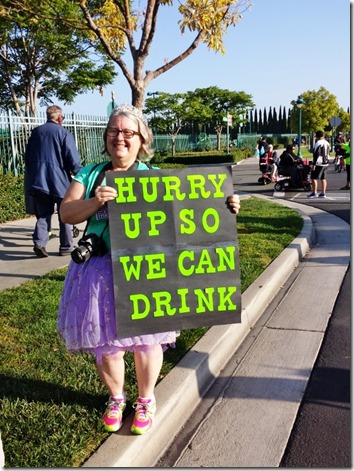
[102,104,154,160]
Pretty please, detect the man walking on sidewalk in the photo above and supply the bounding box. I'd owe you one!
[24,105,82,257]
[307,130,330,198]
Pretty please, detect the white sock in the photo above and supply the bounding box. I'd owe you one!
[111,393,125,401]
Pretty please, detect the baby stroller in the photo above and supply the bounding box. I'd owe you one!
[73,225,80,238]
[49,206,80,239]
[274,162,312,192]
[49,225,80,240]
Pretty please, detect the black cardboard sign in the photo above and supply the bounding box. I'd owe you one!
[106,166,241,337]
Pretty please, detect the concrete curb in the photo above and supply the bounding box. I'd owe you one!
[83,196,314,467]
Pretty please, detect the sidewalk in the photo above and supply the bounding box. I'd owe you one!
[0,217,86,290]
[0,197,350,467]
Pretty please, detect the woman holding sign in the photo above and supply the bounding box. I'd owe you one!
[58,104,241,435]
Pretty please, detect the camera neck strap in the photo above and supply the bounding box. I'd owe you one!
[88,160,140,198]
[89,161,112,198]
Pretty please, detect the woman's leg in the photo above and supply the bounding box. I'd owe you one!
[130,345,163,435]
[134,345,163,398]
[98,351,127,432]
[96,351,126,396]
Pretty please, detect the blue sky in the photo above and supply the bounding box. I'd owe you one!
[53,0,351,117]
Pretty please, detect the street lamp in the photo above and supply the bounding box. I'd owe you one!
[111,91,116,109]
[147,91,160,99]
[147,91,161,141]
[146,91,160,128]
[291,96,304,158]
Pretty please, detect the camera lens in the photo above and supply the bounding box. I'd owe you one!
[71,239,93,264]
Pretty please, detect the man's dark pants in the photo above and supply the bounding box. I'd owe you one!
[32,190,73,251]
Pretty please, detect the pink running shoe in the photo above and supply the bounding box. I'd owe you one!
[131,398,156,435]
[102,396,126,432]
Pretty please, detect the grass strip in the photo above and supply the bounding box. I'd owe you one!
[0,197,303,467]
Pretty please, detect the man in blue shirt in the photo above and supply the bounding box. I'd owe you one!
[24,105,82,257]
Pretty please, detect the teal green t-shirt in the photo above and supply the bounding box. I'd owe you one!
[73,160,155,251]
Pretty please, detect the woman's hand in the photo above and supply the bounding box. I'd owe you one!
[226,193,241,215]
[94,185,118,207]
[61,181,118,225]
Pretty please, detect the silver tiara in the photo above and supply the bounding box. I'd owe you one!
[111,104,147,124]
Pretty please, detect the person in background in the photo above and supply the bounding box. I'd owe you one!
[307,130,330,198]
[278,144,300,187]
[254,144,260,158]
[57,104,241,436]
[334,131,345,171]
[264,144,278,181]
[340,139,350,190]
[257,136,268,157]
[334,131,345,152]
[24,105,82,257]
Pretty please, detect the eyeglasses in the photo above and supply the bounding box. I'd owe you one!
[106,127,140,139]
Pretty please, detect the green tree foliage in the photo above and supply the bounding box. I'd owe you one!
[337,108,351,132]
[1,0,252,110]
[291,87,341,134]
[144,86,255,152]
[144,92,187,156]
[0,0,117,116]
[187,86,254,150]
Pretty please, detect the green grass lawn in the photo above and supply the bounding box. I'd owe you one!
[0,197,303,467]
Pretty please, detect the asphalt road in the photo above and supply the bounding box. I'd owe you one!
[156,156,351,467]
[237,157,351,467]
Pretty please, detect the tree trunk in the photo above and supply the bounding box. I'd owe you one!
[217,131,222,151]
[171,135,176,157]
[131,82,146,110]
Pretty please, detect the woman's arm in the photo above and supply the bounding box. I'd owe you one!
[60,180,118,225]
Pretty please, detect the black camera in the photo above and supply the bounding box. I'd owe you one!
[71,233,108,264]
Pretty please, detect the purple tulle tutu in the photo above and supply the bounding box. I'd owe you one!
[58,253,178,363]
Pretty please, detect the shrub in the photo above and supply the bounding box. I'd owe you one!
[0,149,254,224]
[0,174,28,223]
[151,148,253,166]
